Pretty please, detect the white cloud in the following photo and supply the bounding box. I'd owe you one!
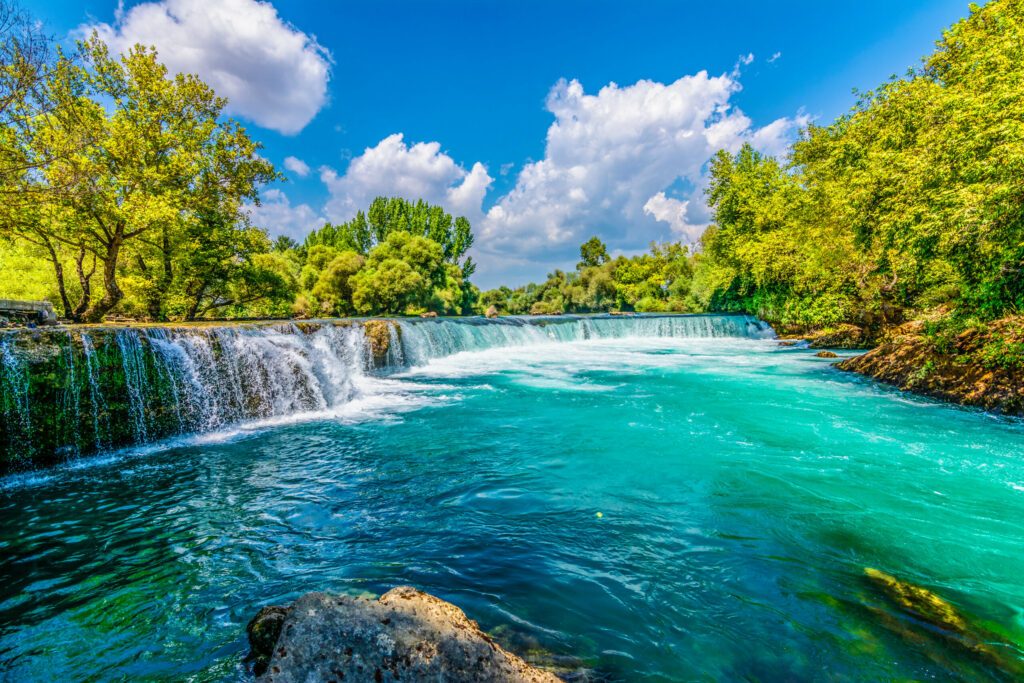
[478,73,804,268]
[320,133,493,225]
[643,193,702,242]
[81,0,331,135]
[768,51,782,64]
[245,188,323,241]
[283,156,311,177]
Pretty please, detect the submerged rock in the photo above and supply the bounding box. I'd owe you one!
[248,587,562,682]
[863,568,1024,678]
[815,350,838,358]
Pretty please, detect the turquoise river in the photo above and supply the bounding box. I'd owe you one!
[1,315,1022,680]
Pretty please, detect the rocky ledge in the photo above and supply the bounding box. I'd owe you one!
[247,587,562,682]
[836,318,1024,415]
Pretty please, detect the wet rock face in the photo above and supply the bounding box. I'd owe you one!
[362,320,396,367]
[248,587,562,683]
[247,605,289,676]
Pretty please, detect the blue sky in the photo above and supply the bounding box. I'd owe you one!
[28,0,975,287]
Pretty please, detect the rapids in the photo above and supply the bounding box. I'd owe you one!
[1,316,1022,680]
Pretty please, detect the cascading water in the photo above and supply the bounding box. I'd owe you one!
[0,323,372,469]
[0,315,773,470]
[0,336,32,458]
[392,314,773,366]
[81,333,110,451]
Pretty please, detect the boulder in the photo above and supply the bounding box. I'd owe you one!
[485,305,499,319]
[815,350,838,358]
[248,587,562,682]
[420,311,439,318]
[247,605,289,676]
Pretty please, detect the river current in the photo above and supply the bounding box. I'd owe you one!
[1,317,1022,680]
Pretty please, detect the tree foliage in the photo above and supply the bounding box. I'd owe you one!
[291,198,480,317]
[693,0,1024,329]
[482,236,697,315]
[0,13,294,321]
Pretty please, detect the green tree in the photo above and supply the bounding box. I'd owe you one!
[578,236,610,268]
[311,251,364,316]
[7,35,277,321]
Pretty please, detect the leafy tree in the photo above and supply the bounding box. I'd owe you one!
[311,251,364,316]
[296,199,479,316]
[2,35,278,321]
[692,0,1024,330]
[578,236,610,268]
[306,197,474,266]
[350,259,424,315]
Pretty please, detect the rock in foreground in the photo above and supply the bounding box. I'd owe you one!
[248,587,562,682]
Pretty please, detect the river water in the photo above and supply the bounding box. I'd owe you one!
[1,318,1022,680]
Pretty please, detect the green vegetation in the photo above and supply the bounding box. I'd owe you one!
[2,0,1021,334]
[690,0,1024,335]
[293,197,479,317]
[0,4,476,321]
[481,238,697,315]
[0,21,291,322]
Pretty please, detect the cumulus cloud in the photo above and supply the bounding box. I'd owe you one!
[320,133,493,225]
[642,193,702,242]
[245,189,324,241]
[478,73,805,269]
[283,156,311,177]
[81,0,331,135]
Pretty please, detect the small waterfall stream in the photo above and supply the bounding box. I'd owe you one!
[0,315,772,470]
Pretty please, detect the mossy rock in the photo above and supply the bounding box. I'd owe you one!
[362,320,397,367]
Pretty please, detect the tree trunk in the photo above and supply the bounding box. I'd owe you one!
[72,245,95,322]
[82,234,123,323]
[43,239,73,320]
[185,281,207,322]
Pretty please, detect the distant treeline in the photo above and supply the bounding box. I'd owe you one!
[481,238,696,315]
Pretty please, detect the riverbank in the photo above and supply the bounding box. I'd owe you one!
[835,317,1024,416]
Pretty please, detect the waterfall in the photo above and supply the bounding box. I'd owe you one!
[117,330,150,443]
[0,335,32,461]
[0,315,772,471]
[394,314,773,366]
